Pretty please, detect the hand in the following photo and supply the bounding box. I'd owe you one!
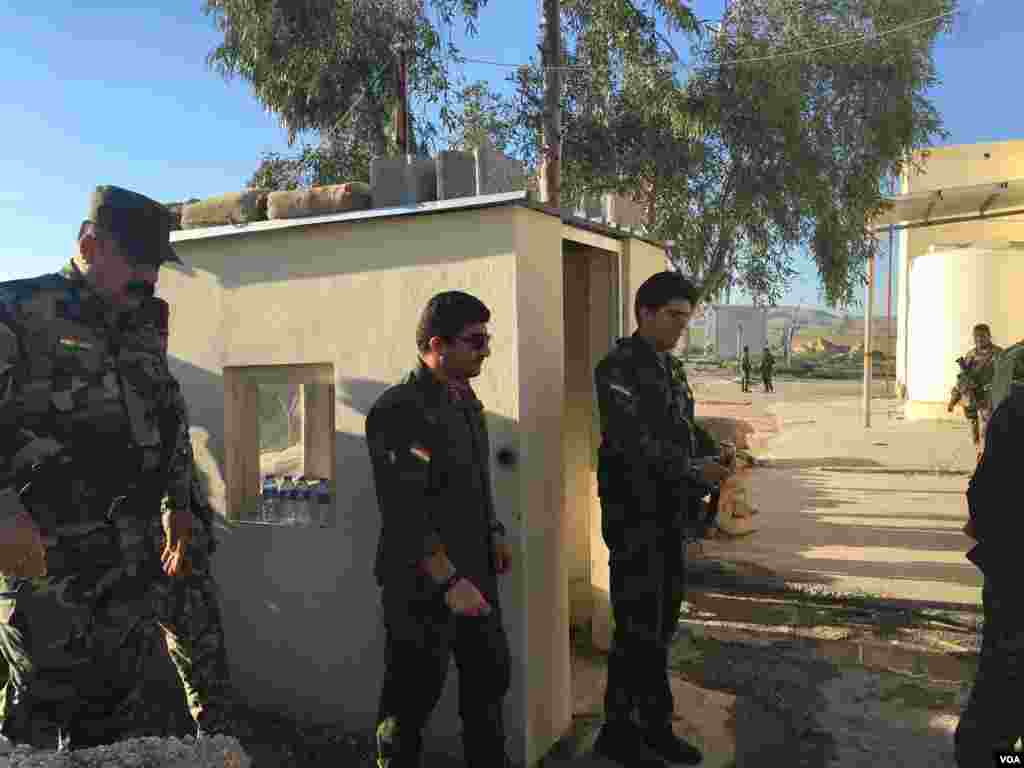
[947,402,955,414]
[494,538,513,575]
[161,507,193,578]
[698,462,733,486]
[962,518,977,540]
[0,492,47,578]
[444,577,492,617]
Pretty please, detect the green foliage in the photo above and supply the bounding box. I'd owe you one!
[203,0,489,154]
[495,0,955,309]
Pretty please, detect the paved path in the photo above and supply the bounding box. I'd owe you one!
[692,376,983,607]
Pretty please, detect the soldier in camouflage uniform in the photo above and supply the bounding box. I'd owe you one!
[366,292,513,768]
[0,186,197,750]
[593,272,733,768]
[740,346,752,393]
[954,355,1024,766]
[947,323,1003,457]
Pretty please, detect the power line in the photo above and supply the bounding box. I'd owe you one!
[458,9,957,73]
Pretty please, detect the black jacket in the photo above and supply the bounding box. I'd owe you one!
[595,333,702,530]
[366,362,500,603]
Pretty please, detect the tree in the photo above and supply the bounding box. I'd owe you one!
[500,0,955,308]
[204,0,489,158]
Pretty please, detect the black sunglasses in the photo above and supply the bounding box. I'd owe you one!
[451,333,491,351]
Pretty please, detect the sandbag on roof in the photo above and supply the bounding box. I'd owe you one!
[181,189,270,229]
[267,182,372,221]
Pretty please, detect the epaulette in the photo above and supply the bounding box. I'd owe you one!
[0,273,68,308]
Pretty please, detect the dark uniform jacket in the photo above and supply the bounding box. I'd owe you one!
[366,362,501,605]
[965,385,1024,581]
[595,333,704,541]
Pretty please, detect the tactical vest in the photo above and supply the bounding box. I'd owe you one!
[4,273,171,527]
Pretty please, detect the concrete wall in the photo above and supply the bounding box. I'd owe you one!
[512,207,571,765]
[162,206,543,762]
[898,140,1024,411]
[706,305,768,359]
[906,243,1024,412]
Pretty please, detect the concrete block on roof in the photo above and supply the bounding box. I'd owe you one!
[370,157,438,207]
[475,145,526,195]
[435,150,477,200]
[370,157,410,208]
[606,193,646,230]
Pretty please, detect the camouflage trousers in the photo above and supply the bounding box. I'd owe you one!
[954,578,1024,765]
[130,513,233,737]
[0,512,232,748]
[601,502,686,728]
[964,402,992,448]
[0,514,159,748]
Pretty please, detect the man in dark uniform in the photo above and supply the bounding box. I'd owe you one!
[954,357,1024,766]
[760,345,775,393]
[0,186,195,750]
[593,271,733,767]
[366,291,513,768]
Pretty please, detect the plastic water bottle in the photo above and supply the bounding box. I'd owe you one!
[279,476,296,524]
[296,483,313,526]
[260,476,279,522]
[315,479,331,527]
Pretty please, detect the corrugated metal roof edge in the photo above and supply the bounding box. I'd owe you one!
[169,189,667,249]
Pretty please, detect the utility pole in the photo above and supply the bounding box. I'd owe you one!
[863,254,876,428]
[539,0,561,207]
[395,43,410,157]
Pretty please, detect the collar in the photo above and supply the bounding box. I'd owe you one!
[60,260,122,328]
[629,331,672,373]
[413,360,479,406]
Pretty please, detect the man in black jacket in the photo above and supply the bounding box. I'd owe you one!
[366,291,513,768]
[954,380,1024,766]
[594,272,732,767]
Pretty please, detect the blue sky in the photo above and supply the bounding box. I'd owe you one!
[1,0,1016,311]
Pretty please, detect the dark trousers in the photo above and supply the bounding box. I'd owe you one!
[741,370,751,392]
[762,372,773,392]
[377,592,511,768]
[954,578,1024,765]
[601,503,685,728]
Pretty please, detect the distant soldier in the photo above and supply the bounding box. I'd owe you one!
[954,361,1024,765]
[760,345,775,393]
[366,292,513,768]
[740,345,752,393]
[593,272,732,767]
[947,323,1003,458]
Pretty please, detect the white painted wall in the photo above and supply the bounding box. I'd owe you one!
[907,243,1024,405]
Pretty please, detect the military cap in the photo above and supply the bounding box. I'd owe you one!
[86,185,182,267]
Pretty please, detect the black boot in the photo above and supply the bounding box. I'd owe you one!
[642,723,702,765]
[592,720,667,767]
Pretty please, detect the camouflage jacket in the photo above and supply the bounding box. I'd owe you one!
[366,362,501,603]
[0,262,191,533]
[595,333,702,518]
[760,352,775,374]
[989,340,1024,414]
[950,344,1003,406]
